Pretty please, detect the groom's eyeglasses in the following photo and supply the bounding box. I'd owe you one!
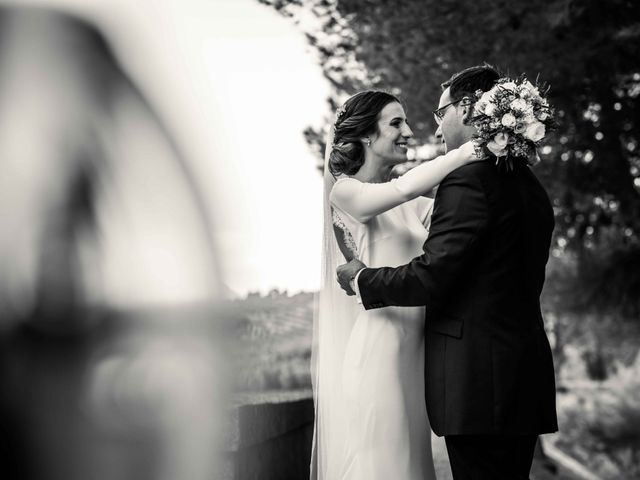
[433,99,463,125]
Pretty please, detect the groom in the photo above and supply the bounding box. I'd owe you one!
[337,64,558,479]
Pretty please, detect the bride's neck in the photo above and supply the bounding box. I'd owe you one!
[353,157,393,184]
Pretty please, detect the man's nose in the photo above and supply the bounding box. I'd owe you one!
[435,124,443,142]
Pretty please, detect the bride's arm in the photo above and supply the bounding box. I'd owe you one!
[330,141,480,223]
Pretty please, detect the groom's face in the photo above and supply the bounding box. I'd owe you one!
[435,87,475,152]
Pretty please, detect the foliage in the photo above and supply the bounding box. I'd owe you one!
[555,352,640,479]
[539,311,640,477]
[261,0,640,315]
[547,312,640,383]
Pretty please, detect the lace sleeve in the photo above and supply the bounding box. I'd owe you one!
[331,207,358,261]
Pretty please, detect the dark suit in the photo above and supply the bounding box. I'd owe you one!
[357,159,558,479]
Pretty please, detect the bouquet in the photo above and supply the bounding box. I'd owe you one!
[471,75,555,169]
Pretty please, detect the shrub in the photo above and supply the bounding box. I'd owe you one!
[557,352,640,479]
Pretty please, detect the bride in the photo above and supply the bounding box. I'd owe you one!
[312,90,483,480]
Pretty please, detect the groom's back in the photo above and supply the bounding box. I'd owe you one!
[470,161,553,327]
[425,160,558,436]
[430,160,554,326]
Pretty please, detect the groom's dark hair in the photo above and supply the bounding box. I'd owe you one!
[442,63,501,102]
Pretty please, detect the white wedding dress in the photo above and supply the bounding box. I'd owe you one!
[330,178,436,480]
[312,142,473,480]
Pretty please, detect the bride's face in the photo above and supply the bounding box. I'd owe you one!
[369,102,413,164]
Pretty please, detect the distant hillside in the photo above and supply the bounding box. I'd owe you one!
[231,290,315,392]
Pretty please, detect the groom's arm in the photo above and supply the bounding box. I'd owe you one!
[357,167,489,310]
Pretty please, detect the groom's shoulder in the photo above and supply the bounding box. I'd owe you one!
[443,160,493,184]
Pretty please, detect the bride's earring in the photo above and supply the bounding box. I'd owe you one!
[365,137,371,147]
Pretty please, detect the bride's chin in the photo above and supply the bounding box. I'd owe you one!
[382,152,408,166]
[384,159,404,168]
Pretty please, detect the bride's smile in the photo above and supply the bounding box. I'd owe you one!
[367,101,414,165]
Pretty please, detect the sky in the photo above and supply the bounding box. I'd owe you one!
[195,2,331,296]
[116,0,332,298]
[5,0,331,302]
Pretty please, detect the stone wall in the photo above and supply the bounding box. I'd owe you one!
[219,389,569,480]
[222,390,314,480]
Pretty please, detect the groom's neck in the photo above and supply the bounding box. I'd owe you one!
[459,126,476,146]
[446,125,476,152]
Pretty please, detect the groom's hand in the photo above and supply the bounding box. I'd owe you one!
[337,259,366,296]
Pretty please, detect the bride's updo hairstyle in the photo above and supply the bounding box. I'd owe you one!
[329,90,400,176]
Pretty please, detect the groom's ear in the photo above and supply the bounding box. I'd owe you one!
[460,96,474,125]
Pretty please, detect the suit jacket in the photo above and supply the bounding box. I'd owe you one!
[358,159,558,436]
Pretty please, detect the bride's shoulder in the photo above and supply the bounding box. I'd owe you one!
[329,176,360,202]
[332,176,359,186]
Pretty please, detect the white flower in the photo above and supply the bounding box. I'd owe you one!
[524,121,546,142]
[485,103,496,116]
[487,132,509,156]
[520,80,539,96]
[474,101,487,115]
[537,111,549,121]
[514,122,527,134]
[494,132,510,147]
[510,98,529,111]
[479,90,495,105]
[501,81,517,91]
[501,113,517,128]
[522,80,535,90]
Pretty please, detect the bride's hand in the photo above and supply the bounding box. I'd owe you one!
[458,140,487,163]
